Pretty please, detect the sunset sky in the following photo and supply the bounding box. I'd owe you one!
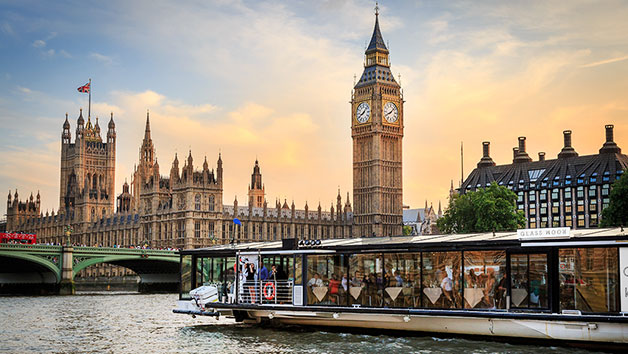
[1,0,627,217]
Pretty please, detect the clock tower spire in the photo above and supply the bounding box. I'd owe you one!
[351,5,403,237]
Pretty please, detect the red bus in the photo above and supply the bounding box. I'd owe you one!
[0,232,37,244]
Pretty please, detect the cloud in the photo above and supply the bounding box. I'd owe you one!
[1,22,14,36]
[17,86,32,94]
[581,55,628,68]
[100,89,328,208]
[32,39,46,48]
[58,50,71,58]
[90,52,114,65]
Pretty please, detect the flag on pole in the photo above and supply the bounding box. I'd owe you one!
[77,82,90,93]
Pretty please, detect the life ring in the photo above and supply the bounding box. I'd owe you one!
[263,282,276,300]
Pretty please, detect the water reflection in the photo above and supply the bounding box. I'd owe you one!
[0,294,602,354]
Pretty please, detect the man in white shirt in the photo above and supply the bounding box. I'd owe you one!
[439,270,455,307]
[307,273,323,288]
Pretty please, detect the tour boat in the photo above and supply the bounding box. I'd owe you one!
[174,227,628,349]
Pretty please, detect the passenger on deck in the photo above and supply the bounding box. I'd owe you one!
[269,264,277,280]
[259,261,269,281]
[246,263,257,303]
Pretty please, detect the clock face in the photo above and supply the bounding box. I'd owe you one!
[356,102,371,124]
[384,102,398,123]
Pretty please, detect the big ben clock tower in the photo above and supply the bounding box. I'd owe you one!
[352,5,403,237]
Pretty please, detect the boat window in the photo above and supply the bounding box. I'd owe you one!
[195,256,236,304]
[306,254,348,306]
[510,253,548,309]
[383,253,420,308]
[422,252,462,309]
[559,248,619,313]
[463,251,507,309]
[180,254,193,300]
[347,253,383,307]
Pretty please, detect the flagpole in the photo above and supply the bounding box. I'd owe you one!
[88,78,92,119]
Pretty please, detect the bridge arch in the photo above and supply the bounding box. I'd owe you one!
[0,251,61,283]
[73,255,180,292]
[73,255,179,276]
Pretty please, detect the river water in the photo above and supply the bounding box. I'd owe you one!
[0,293,602,353]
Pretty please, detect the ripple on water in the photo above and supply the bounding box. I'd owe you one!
[0,294,607,354]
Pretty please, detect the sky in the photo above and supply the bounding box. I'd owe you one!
[1,0,628,217]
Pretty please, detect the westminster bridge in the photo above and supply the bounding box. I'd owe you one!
[0,244,180,294]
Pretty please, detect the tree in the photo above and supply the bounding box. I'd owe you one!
[437,182,526,234]
[402,225,413,236]
[601,173,628,227]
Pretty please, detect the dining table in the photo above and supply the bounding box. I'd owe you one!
[349,286,362,300]
[423,287,442,305]
[464,287,485,308]
[511,288,528,307]
[312,286,329,302]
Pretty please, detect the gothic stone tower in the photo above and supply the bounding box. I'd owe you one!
[248,159,265,208]
[131,111,158,211]
[351,8,403,237]
[60,109,116,221]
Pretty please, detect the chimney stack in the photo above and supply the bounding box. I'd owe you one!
[538,152,545,161]
[606,124,614,143]
[558,130,578,159]
[513,147,519,160]
[477,141,496,168]
[564,130,572,147]
[599,124,621,154]
[513,137,532,163]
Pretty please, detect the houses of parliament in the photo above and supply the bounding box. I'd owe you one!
[3,10,405,267]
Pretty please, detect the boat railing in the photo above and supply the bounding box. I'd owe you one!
[238,280,294,305]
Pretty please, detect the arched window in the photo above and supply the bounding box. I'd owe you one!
[91,207,95,220]
[195,194,201,210]
[209,195,215,211]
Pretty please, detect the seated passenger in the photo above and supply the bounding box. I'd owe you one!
[329,274,341,303]
[467,269,478,288]
[341,273,348,292]
[350,271,363,287]
[394,271,404,287]
[307,273,323,289]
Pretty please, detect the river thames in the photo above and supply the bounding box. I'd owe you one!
[0,293,603,353]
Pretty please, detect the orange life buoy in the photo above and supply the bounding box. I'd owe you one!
[263,282,276,300]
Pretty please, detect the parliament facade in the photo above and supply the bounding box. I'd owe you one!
[4,10,405,268]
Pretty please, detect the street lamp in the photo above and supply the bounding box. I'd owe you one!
[64,225,73,246]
